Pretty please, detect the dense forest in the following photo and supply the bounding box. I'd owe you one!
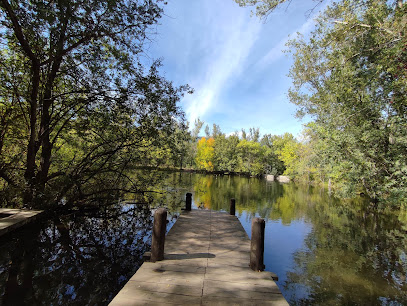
[0,0,406,208]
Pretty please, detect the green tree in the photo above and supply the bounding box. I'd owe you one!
[234,0,325,18]
[248,127,260,142]
[183,118,204,168]
[286,0,407,204]
[241,128,247,140]
[168,121,191,169]
[273,133,301,177]
[192,118,204,139]
[261,134,286,175]
[212,123,223,138]
[213,134,240,171]
[0,0,190,207]
[236,139,266,175]
[204,124,211,138]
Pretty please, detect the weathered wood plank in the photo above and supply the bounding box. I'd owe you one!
[0,208,43,237]
[110,209,288,305]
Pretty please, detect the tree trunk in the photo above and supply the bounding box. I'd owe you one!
[0,0,42,205]
[23,64,40,205]
[37,86,53,194]
[37,10,67,196]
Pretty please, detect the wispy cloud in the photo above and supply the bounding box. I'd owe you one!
[152,0,331,136]
[182,6,262,124]
[256,16,317,69]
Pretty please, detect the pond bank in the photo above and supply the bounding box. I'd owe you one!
[133,165,291,181]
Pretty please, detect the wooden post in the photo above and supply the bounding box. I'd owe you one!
[250,217,265,271]
[150,208,167,262]
[230,198,236,215]
[186,193,192,211]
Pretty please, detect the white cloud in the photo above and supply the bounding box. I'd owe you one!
[151,0,332,135]
[181,6,262,124]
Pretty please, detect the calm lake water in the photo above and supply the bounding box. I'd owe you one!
[1,171,406,305]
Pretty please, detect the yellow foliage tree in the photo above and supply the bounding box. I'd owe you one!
[195,137,215,171]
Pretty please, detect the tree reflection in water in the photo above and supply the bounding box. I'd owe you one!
[0,204,158,305]
[0,172,406,305]
[282,200,407,305]
[173,173,407,305]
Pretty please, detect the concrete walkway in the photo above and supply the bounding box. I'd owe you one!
[110,209,288,305]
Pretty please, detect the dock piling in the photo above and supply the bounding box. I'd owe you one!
[186,193,192,211]
[230,198,236,215]
[250,217,265,271]
[150,208,167,262]
[110,210,288,305]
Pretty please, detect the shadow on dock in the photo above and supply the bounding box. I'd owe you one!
[164,253,216,260]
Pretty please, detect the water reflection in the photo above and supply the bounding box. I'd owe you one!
[0,204,164,305]
[159,173,407,305]
[283,201,407,305]
[1,172,406,305]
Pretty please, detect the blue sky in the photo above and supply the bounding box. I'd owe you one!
[146,0,327,137]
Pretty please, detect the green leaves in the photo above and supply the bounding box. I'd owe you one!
[286,0,407,205]
[0,0,192,207]
[234,0,303,18]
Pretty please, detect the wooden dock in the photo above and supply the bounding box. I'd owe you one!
[110,209,288,305]
[0,208,43,237]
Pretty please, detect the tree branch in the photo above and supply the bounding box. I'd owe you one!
[0,168,17,187]
[0,0,39,65]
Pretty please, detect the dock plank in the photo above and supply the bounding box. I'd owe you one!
[110,209,288,305]
[0,208,43,237]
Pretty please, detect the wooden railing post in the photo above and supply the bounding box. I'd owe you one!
[250,217,265,271]
[150,208,167,262]
[186,193,192,211]
[230,198,236,215]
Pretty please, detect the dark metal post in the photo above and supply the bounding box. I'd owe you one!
[250,217,265,271]
[230,198,236,215]
[150,208,167,262]
[186,193,192,211]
